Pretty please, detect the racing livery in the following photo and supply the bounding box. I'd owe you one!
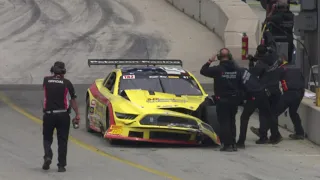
[85,59,220,145]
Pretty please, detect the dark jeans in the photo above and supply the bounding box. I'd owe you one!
[43,112,70,167]
[254,91,281,139]
[238,98,256,143]
[276,89,305,135]
[216,97,239,146]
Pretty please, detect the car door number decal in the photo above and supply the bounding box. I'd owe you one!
[123,75,135,79]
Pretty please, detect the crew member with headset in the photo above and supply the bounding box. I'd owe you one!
[42,61,80,172]
[251,54,305,140]
[200,48,242,152]
[248,31,284,144]
[265,0,294,63]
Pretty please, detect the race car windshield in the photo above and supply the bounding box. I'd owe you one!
[119,75,203,95]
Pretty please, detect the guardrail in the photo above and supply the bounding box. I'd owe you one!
[164,0,260,60]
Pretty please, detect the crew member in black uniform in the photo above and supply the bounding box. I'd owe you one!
[248,31,284,144]
[42,61,80,172]
[236,59,280,148]
[251,55,305,139]
[277,55,305,139]
[200,48,242,152]
[266,1,294,63]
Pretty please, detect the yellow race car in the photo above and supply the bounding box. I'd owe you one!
[85,59,220,145]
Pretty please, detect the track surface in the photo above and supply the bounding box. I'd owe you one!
[1,1,320,180]
[0,0,221,84]
[1,85,320,180]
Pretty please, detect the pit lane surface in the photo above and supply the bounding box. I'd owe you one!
[0,0,320,179]
[1,85,320,180]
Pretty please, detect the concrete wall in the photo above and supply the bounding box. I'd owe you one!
[165,0,260,61]
[164,0,320,146]
[278,91,320,145]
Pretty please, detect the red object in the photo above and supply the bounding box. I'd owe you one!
[242,33,249,60]
[281,80,288,92]
[261,38,265,45]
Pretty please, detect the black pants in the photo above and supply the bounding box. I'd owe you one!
[238,98,256,144]
[254,91,280,139]
[43,112,70,167]
[276,89,305,135]
[216,97,239,146]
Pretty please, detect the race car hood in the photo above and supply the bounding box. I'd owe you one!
[123,89,204,111]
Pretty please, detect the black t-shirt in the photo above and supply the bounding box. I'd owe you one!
[43,76,77,111]
[200,60,242,98]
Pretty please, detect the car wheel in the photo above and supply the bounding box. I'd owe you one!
[260,0,267,10]
[204,105,220,137]
[85,99,95,133]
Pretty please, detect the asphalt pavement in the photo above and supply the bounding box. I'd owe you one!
[1,84,320,180]
[0,1,320,180]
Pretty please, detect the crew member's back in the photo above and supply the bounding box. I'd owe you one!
[43,76,74,112]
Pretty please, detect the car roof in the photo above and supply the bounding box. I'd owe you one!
[119,66,190,76]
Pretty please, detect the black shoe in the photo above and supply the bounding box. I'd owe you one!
[255,138,269,144]
[220,145,234,152]
[250,126,260,137]
[58,166,66,172]
[42,158,52,170]
[236,142,245,149]
[232,144,238,151]
[269,135,283,144]
[289,134,304,140]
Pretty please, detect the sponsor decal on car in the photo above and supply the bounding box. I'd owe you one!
[168,76,179,78]
[149,75,159,78]
[109,125,123,135]
[146,98,187,103]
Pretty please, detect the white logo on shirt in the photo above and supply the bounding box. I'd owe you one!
[48,80,63,84]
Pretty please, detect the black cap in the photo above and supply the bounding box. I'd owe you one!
[53,61,65,69]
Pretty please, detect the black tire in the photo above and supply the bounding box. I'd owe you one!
[260,0,267,10]
[85,99,95,133]
[204,106,220,137]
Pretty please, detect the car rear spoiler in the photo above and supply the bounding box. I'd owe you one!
[87,59,183,68]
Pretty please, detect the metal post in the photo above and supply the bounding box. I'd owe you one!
[316,0,320,106]
[318,0,320,88]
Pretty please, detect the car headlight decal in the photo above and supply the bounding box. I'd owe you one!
[201,122,214,132]
[115,112,138,120]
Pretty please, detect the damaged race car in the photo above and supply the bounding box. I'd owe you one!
[85,59,220,145]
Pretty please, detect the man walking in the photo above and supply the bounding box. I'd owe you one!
[42,61,80,172]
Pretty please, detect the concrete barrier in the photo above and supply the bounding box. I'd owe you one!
[278,90,320,145]
[165,0,260,60]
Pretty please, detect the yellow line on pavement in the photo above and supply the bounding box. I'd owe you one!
[0,92,182,180]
